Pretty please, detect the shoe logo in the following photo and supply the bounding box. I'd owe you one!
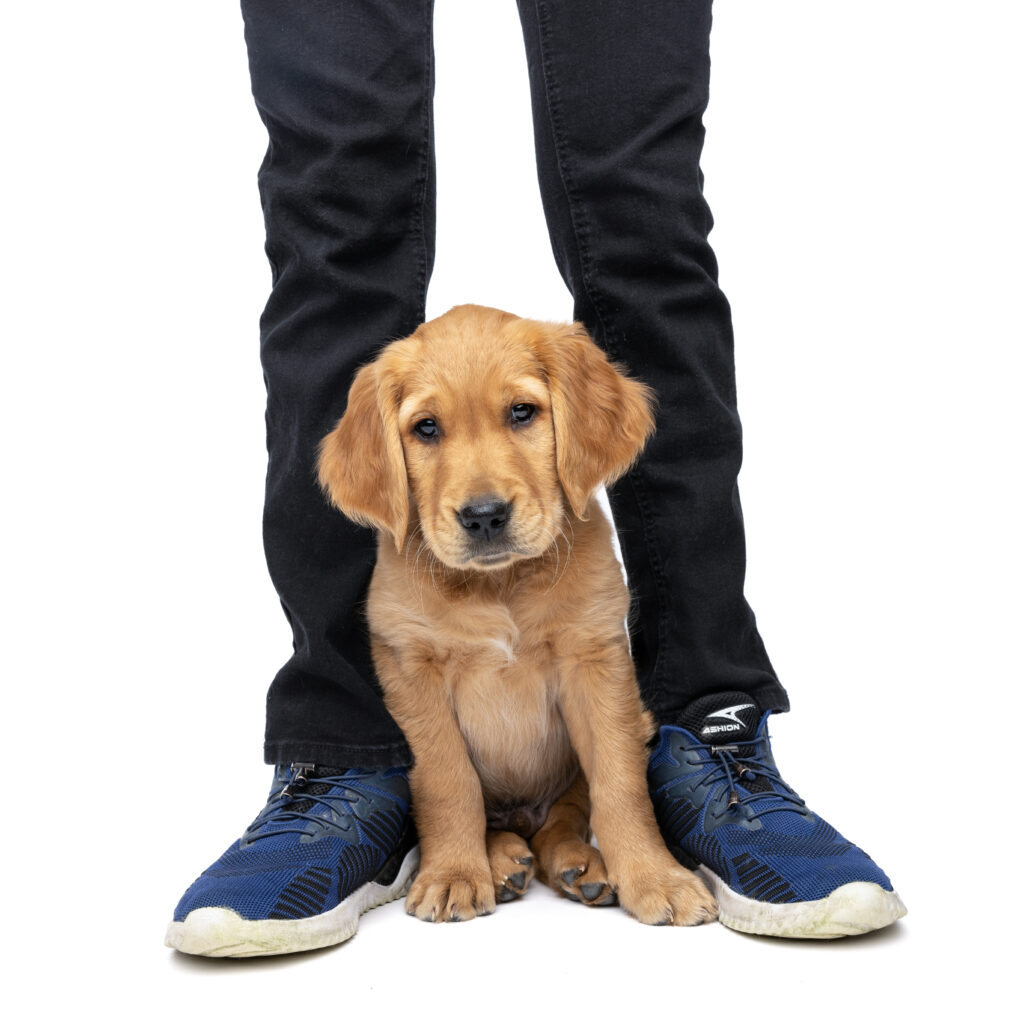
[700,702,754,736]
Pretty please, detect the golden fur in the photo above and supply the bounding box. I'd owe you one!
[318,304,716,925]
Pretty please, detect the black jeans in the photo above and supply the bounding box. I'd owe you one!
[241,0,787,768]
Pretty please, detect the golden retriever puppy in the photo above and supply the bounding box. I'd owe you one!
[317,304,716,926]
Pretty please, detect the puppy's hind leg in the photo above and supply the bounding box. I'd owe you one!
[486,830,535,902]
[530,773,617,907]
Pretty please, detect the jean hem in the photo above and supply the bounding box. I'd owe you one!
[264,739,413,769]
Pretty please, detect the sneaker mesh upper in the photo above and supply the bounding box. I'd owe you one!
[172,765,412,922]
[649,709,894,904]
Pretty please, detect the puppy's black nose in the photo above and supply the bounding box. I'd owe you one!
[457,499,510,541]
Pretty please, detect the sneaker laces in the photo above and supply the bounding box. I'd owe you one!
[698,735,809,822]
[243,764,376,842]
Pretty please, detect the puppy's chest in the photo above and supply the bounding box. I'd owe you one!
[445,626,575,810]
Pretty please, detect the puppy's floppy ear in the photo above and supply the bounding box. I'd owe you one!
[535,322,656,520]
[317,357,409,552]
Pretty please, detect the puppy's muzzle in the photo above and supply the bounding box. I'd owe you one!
[457,498,511,543]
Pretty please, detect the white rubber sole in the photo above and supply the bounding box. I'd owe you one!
[699,866,907,939]
[165,845,420,957]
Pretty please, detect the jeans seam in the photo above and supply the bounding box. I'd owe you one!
[412,0,435,324]
[532,0,674,707]
[623,465,672,708]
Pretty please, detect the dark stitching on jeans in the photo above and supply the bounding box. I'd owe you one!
[267,740,412,761]
[532,0,674,707]
[269,740,408,753]
[412,0,435,324]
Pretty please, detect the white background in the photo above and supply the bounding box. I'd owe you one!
[3,1,1021,1021]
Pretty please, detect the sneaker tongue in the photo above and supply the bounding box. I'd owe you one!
[680,692,761,743]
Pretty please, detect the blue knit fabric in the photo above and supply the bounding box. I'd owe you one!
[173,765,411,922]
[649,714,893,904]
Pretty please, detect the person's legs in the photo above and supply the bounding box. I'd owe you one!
[253,0,435,768]
[515,0,784,721]
[167,0,434,956]
[516,0,905,937]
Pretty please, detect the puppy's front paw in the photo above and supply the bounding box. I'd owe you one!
[617,864,717,926]
[405,864,497,922]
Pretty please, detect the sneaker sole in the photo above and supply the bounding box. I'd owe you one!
[699,867,907,939]
[164,844,420,957]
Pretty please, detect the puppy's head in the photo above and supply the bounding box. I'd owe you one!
[318,304,655,571]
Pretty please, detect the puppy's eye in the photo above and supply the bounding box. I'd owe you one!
[413,418,439,440]
[511,403,536,425]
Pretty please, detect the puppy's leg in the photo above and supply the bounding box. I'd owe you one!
[531,773,616,907]
[374,643,496,923]
[486,830,535,902]
[556,640,717,926]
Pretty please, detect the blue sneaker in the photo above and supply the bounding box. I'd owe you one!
[166,763,419,957]
[649,693,906,939]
